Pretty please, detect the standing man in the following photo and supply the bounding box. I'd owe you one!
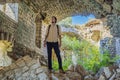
[44,16,64,73]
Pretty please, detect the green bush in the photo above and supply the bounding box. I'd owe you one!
[52,55,72,71]
[52,35,120,72]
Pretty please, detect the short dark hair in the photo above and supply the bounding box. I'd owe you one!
[52,16,57,23]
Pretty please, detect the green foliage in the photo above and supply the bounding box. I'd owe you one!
[52,55,72,71]
[52,35,120,72]
[62,35,80,50]
[93,52,120,72]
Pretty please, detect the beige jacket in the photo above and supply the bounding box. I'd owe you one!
[45,24,61,42]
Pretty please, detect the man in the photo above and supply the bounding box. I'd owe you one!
[44,16,64,73]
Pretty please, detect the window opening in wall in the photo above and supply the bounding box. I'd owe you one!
[0,3,18,22]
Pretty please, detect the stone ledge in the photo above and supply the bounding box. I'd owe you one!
[0,55,46,80]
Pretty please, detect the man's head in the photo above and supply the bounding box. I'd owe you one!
[51,16,57,23]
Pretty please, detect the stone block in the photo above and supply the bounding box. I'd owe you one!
[15,59,26,67]
[36,67,43,74]
[22,72,29,77]
[0,74,4,79]
[14,68,22,78]
[103,67,112,79]
[10,63,18,70]
[30,61,40,70]
[99,74,106,80]
[116,69,120,73]
[29,70,37,78]
[26,59,37,67]
[5,70,14,77]
[22,66,29,73]
[37,72,48,80]
[17,77,23,80]
[84,75,93,80]
[66,72,81,80]
[2,67,10,72]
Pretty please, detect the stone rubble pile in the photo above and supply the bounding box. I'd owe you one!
[0,55,48,80]
[1,55,120,80]
[84,64,120,80]
[45,64,87,80]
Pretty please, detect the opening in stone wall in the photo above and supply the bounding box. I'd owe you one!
[0,3,18,22]
[1,0,120,80]
[48,14,115,73]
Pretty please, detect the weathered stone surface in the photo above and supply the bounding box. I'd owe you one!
[2,55,120,80]
[2,66,10,72]
[26,59,37,67]
[5,71,14,76]
[116,69,120,73]
[22,66,29,73]
[30,62,40,70]
[22,71,30,77]
[103,67,112,78]
[37,72,48,80]
[0,10,17,34]
[14,68,22,78]
[98,75,105,80]
[22,55,32,63]
[19,0,119,20]
[15,58,25,67]
[95,67,113,79]
[36,67,43,74]
[17,2,36,49]
[93,65,120,80]
[9,63,17,70]
[66,71,81,80]
[84,75,94,80]
[29,70,37,78]
[107,14,120,37]
[0,56,46,80]
[100,37,120,58]
[68,64,87,77]
[0,0,120,80]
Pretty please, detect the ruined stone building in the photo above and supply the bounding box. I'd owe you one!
[0,0,120,80]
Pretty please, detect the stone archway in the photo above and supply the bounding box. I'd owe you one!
[25,0,120,57]
[0,0,120,80]
[0,0,120,59]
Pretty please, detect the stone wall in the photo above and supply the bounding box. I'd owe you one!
[100,37,116,56]
[12,43,39,60]
[0,55,48,80]
[16,2,36,49]
[0,2,43,59]
[13,2,42,58]
[107,14,120,37]
[0,10,17,34]
[100,14,120,56]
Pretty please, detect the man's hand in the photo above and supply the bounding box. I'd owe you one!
[59,42,61,47]
[44,41,46,47]
[59,35,62,48]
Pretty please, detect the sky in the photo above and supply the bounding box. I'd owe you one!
[72,14,95,25]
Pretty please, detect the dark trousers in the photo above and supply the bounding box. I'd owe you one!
[47,42,62,70]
